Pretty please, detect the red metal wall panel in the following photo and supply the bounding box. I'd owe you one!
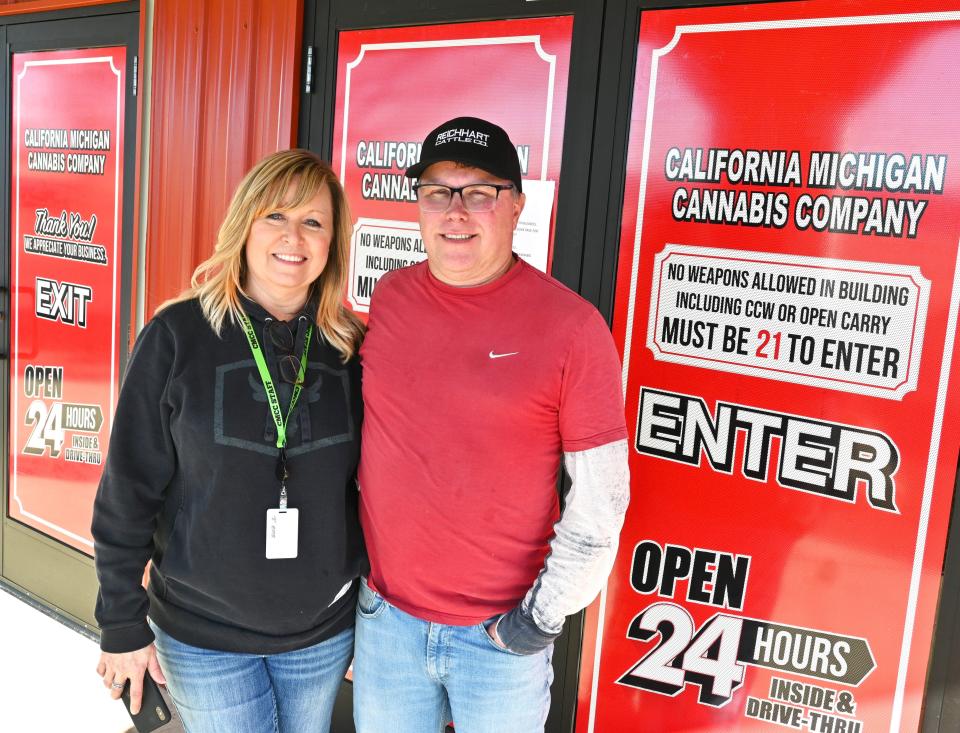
[144,0,302,316]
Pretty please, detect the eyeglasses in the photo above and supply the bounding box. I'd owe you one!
[266,319,295,350]
[266,320,305,385]
[412,183,515,213]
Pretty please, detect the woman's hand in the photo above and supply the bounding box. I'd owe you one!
[96,644,167,715]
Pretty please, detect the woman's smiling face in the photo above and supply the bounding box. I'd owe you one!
[244,182,333,307]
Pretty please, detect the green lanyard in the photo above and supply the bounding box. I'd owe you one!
[238,310,313,505]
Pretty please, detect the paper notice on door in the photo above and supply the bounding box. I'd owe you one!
[513,178,555,273]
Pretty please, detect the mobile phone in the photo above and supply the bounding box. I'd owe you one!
[121,675,173,733]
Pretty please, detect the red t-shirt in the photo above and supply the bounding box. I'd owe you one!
[358,259,627,625]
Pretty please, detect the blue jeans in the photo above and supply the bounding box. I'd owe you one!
[150,620,353,733]
[352,578,554,733]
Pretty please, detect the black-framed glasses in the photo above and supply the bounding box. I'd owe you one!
[265,320,304,385]
[413,183,515,213]
[266,320,295,351]
[277,354,304,385]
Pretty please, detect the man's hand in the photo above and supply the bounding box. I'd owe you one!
[96,643,166,715]
[486,616,509,649]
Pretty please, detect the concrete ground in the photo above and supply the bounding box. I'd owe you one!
[0,584,183,733]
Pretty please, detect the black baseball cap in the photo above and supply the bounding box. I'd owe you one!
[405,116,523,193]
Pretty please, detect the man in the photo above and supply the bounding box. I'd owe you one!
[354,116,630,733]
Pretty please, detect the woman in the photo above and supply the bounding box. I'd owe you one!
[92,149,365,733]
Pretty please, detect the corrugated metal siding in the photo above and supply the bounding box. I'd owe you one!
[144,0,302,315]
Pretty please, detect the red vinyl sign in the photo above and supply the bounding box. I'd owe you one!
[578,2,960,731]
[330,17,572,313]
[8,48,125,554]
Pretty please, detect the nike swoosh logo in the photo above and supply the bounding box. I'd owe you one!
[489,351,519,359]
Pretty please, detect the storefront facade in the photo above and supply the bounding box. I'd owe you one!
[1,1,959,731]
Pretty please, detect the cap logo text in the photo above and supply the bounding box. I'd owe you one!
[435,128,490,147]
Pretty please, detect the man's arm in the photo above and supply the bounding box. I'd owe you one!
[495,438,630,653]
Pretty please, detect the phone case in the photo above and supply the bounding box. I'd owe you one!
[121,676,173,733]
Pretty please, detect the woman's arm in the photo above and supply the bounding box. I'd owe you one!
[92,316,178,653]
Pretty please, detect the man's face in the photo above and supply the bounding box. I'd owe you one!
[417,161,525,287]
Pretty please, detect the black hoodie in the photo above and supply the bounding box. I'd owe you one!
[92,297,365,654]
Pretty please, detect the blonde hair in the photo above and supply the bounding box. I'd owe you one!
[160,149,363,360]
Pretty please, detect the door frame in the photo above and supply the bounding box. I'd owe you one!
[299,3,615,730]
[595,2,960,732]
[0,1,139,633]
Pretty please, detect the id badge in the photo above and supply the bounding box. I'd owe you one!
[265,508,299,559]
